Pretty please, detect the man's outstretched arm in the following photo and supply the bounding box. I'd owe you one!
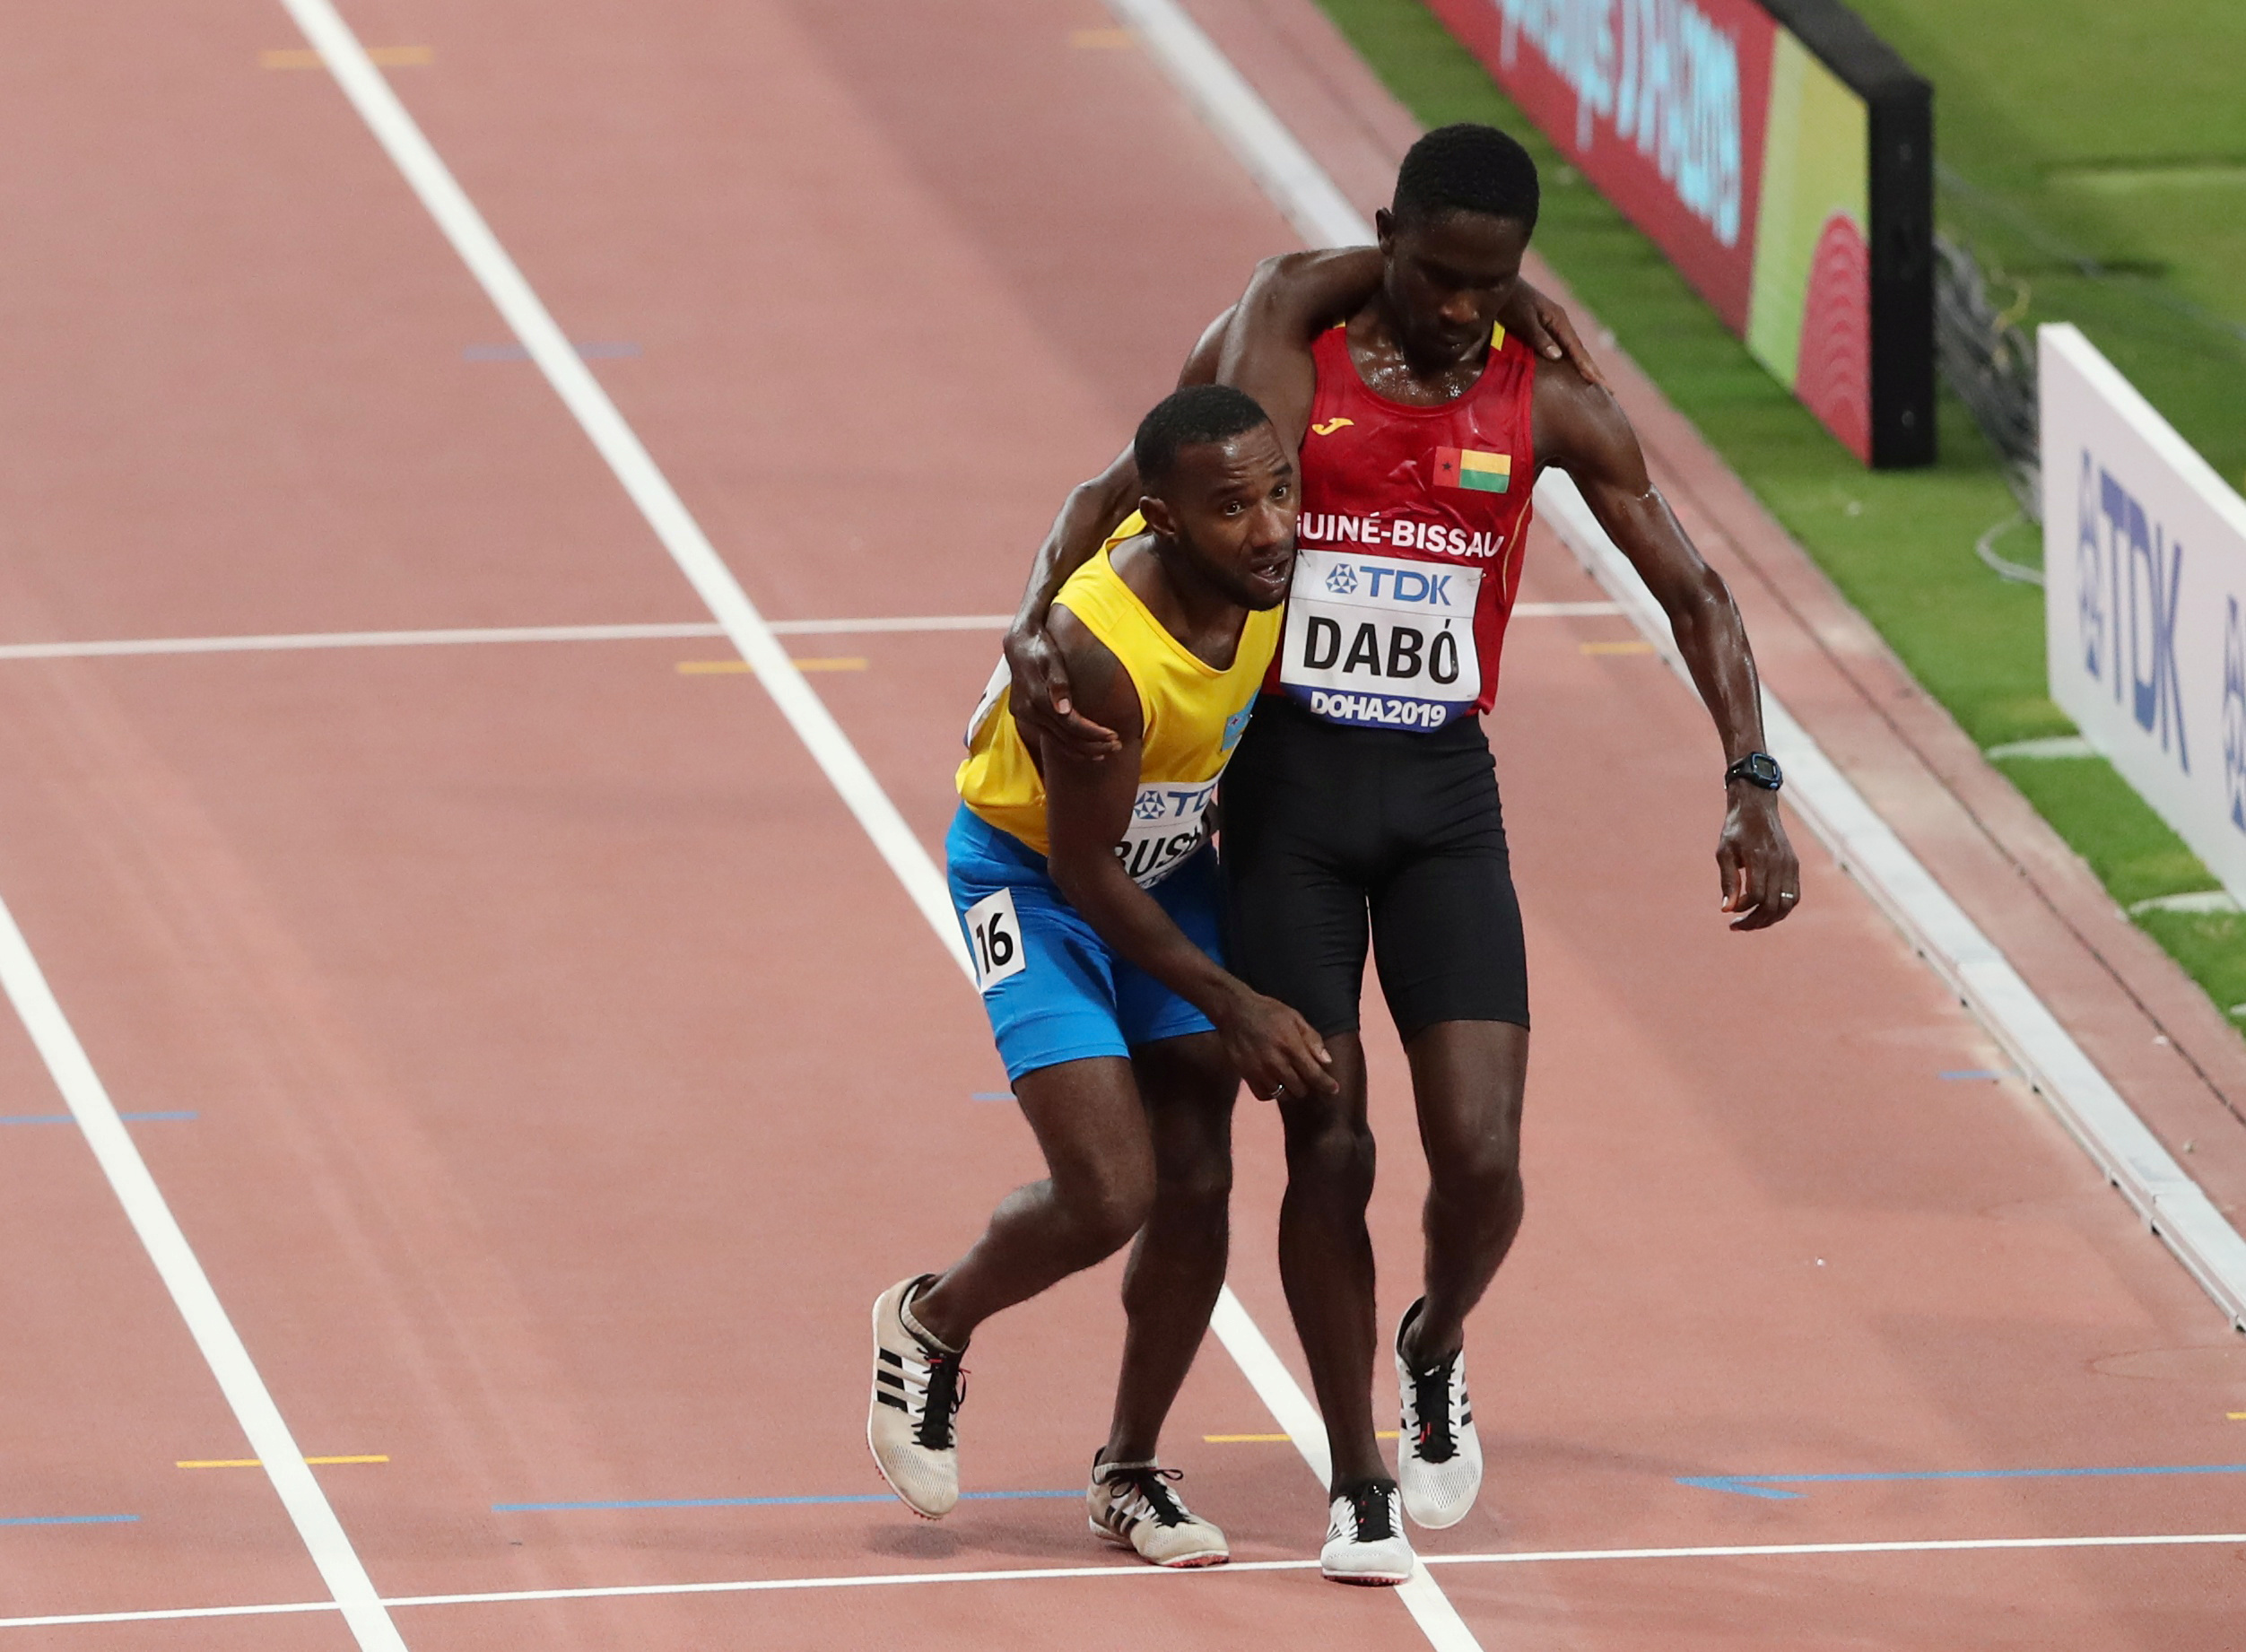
[1536,364,1802,930]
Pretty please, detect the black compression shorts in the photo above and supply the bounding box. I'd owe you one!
[1220,697,1528,1040]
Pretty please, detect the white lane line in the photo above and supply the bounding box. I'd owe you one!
[273,0,1377,1622]
[1534,469,2246,1330]
[1428,1531,2246,1564]
[0,607,1616,665]
[0,623,727,660]
[1204,1293,1485,1644]
[1102,0,1363,248]
[767,613,1012,635]
[7,1529,2242,1630]
[0,901,406,1651]
[0,615,1012,663]
[277,0,966,964]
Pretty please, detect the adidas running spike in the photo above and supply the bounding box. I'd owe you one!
[1395,1297,1482,1528]
[1087,1455,1229,1568]
[867,1275,966,1519]
[1320,1478,1414,1585]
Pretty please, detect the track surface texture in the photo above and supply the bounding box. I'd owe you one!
[1,3,2242,1649]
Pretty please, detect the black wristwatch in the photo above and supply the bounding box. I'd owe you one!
[1725,752,1783,792]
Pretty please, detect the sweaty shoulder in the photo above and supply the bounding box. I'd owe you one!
[1236,248,1383,335]
[1531,354,1637,482]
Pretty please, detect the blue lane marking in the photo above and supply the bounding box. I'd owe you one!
[493,1489,1076,1514]
[1939,1068,2008,1081]
[0,1111,196,1126]
[463,341,640,362]
[0,1514,138,1526]
[1680,1464,2246,1500]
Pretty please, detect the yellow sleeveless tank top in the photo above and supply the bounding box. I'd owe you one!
[958,515,1284,886]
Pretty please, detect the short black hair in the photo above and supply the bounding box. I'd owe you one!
[1392,123,1539,232]
[1133,384,1271,488]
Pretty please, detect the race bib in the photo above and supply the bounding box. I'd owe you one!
[1117,778,1215,888]
[1279,548,1482,731]
[962,887,1028,993]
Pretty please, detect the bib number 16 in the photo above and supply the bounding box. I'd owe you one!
[963,888,1028,993]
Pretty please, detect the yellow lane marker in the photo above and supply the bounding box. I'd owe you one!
[1580,640,1655,656]
[178,1455,389,1468]
[261,46,431,69]
[676,657,867,676]
[1205,1431,1398,1442]
[1071,28,1135,49]
[2229,1412,2246,1421]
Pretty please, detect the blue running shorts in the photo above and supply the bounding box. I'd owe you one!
[945,804,1223,1082]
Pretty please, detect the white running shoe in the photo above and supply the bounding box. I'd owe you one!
[1320,1479,1414,1585]
[1395,1297,1482,1528]
[1087,1455,1230,1568]
[866,1275,967,1518]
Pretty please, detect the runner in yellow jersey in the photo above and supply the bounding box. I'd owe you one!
[867,386,1337,1567]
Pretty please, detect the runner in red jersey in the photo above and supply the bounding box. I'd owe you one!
[1006,126,1800,1584]
[1268,320,1537,734]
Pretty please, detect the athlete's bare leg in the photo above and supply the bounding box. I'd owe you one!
[1275,1033,1384,1487]
[1401,1020,1528,1364]
[1277,1021,1527,1486]
[912,1056,1153,1351]
[1105,1030,1237,1463]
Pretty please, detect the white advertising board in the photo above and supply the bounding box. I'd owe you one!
[2041,323,2246,905]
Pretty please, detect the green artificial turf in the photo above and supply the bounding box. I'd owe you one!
[1310,0,2244,1022]
[1848,0,2246,491]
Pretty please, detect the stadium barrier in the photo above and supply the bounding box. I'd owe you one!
[2041,324,2246,906]
[1421,0,1933,467]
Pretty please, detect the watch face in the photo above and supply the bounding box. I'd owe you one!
[1750,753,1781,787]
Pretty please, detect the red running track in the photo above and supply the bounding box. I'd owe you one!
[0,3,2241,1648]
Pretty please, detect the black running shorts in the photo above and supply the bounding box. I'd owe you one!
[1220,697,1528,1040]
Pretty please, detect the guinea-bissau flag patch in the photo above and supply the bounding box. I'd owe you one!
[1433,446,1511,493]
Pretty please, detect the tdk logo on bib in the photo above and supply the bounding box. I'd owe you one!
[1322,562,1457,606]
[1281,548,1483,731]
[1117,780,1216,887]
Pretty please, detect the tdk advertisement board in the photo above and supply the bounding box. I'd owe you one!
[2041,324,2246,906]
[1423,0,1933,468]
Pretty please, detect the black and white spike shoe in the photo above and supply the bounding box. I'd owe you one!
[1087,1453,1229,1567]
[1319,1477,1414,1585]
[1395,1297,1482,1528]
[866,1275,967,1518]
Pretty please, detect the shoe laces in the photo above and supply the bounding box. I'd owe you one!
[1100,1463,1189,1527]
[914,1348,967,1450]
[1341,1479,1397,1542]
[1409,1350,1460,1465]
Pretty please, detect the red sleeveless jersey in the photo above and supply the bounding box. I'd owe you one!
[1264,323,1537,729]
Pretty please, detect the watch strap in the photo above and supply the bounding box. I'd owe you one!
[1725,752,1783,791]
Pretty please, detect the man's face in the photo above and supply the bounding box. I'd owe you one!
[1375,207,1530,370]
[1142,422,1298,611]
